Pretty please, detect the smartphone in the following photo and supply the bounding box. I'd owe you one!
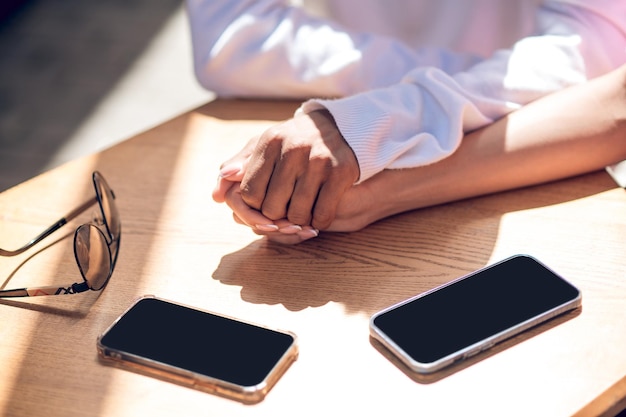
[97,296,298,403]
[370,254,581,374]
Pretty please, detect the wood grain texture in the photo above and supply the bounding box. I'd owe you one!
[1,99,625,417]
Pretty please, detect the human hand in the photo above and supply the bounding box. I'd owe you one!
[222,180,322,244]
[212,135,313,243]
[222,169,383,244]
[235,109,359,230]
[212,135,258,204]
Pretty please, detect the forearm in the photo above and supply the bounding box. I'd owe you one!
[305,1,626,183]
[349,65,626,228]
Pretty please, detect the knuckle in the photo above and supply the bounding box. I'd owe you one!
[312,208,333,229]
[261,203,286,221]
[258,128,286,155]
[307,155,332,176]
[282,140,312,160]
[262,125,284,142]
[332,164,359,185]
[240,183,263,209]
[287,208,312,226]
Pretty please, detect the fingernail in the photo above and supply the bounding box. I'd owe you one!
[219,163,242,178]
[279,224,303,234]
[298,228,319,239]
[255,224,279,232]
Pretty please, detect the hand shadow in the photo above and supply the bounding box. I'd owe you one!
[212,171,615,315]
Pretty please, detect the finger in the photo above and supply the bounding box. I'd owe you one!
[219,161,244,181]
[311,176,353,230]
[240,134,281,211]
[297,225,320,241]
[266,234,305,244]
[214,135,259,200]
[286,161,326,225]
[213,176,237,203]
[213,153,253,202]
[266,227,318,244]
[224,183,277,231]
[261,152,307,220]
[274,218,303,235]
[233,213,280,232]
[266,225,319,244]
[219,136,259,172]
[233,212,245,225]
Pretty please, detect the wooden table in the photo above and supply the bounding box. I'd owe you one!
[1,99,626,417]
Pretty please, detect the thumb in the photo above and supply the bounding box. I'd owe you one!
[218,160,245,182]
[212,158,249,203]
[213,135,258,202]
[212,176,237,203]
[218,134,259,181]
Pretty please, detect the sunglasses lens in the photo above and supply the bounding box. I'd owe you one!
[74,224,112,291]
[93,172,121,241]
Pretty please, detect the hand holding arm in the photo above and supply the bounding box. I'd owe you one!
[219,64,626,243]
[328,63,626,232]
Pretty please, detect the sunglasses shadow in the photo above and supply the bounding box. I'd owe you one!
[0,231,101,318]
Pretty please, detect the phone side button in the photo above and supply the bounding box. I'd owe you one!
[481,341,495,352]
[463,348,482,359]
[464,342,494,359]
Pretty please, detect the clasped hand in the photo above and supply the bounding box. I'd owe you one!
[213,110,360,244]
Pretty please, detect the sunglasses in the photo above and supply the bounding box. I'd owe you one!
[0,171,121,297]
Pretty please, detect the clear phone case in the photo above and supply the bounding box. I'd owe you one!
[97,295,298,403]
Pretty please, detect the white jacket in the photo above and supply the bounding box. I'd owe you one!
[187,0,626,182]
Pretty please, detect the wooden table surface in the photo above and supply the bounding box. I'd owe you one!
[1,99,626,417]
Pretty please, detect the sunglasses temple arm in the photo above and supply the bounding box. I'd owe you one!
[0,282,90,298]
[0,197,97,257]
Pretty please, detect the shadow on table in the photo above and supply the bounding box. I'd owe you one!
[213,171,615,315]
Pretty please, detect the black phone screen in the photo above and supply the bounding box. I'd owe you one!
[99,298,296,387]
[372,255,581,365]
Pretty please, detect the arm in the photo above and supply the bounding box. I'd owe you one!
[185,0,481,98]
[212,1,626,232]
[328,64,626,232]
[221,64,626,243]
[306,0,626,183]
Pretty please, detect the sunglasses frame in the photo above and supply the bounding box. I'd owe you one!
[0,171,121,297]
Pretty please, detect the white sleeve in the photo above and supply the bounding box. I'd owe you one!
[301,0,626,182]
[185,0,482,98]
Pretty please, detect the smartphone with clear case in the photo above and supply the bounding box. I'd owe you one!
[97,296,298,403]
[370,255,581,374]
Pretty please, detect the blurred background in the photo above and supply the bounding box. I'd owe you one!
[0,0,214,192]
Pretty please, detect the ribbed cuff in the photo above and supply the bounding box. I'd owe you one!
[300,94,393,183]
